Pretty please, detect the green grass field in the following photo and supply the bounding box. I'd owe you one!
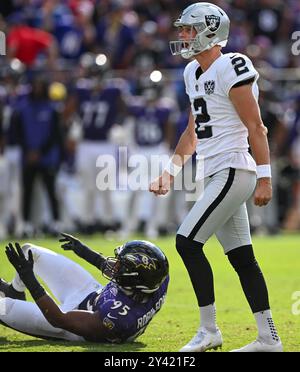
[0,233,299,352]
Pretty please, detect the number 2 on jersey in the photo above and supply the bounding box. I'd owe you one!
[230,56,249,76]
[193,98,212,139]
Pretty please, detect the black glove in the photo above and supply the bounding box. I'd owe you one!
[59,233,106,271]
[5,243,46,301]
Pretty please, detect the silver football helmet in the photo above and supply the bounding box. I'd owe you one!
[170,2,230,59]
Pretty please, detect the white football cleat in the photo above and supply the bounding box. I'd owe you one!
[180,327,222,352]
[230,338,283,352]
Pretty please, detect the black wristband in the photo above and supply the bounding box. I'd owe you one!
[19,270,46,301]
[30,285,46,302]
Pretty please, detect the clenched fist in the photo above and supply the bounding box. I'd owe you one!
[149,171,174,196]
[254,178,272,206]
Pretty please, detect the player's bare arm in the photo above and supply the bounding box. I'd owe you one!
[149,110,197,196]
[35,295,107,342]
[172,110,198,165]
[229,84,272,207]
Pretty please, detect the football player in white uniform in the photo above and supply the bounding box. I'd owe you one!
[150,2,282,352]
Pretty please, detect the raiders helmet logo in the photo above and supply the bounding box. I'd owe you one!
[205,15,220,32]
[126,253,157,270]
[204,80,215,95]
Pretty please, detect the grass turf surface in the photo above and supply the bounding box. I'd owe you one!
[0,233,299,352]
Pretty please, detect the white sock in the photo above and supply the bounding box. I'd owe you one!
[200,303,217,332]
[12,274,26,293]
[254,310,280,344]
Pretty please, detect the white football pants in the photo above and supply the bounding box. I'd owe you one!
[178,168,257,253]
[0,244,102,341]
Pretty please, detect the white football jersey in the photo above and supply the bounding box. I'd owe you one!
[184,52,258,179]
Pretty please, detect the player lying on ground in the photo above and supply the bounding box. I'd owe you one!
[0,234,169,343]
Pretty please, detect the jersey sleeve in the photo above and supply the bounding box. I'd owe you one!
[183,65,190,96]
[219,53,259,96]
[183,61,195,96]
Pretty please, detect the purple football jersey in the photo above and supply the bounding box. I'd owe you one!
[77,85,123,141]
[78,276,169,343]
[129,104,171,147]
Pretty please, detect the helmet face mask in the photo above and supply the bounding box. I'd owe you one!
[102,256,120,280]
[169,2,230,59]
[102,241,169,295]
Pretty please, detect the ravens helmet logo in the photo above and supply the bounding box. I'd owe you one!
[126,253,157,271]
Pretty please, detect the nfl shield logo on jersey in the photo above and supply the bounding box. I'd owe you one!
[204,80,215,95]
[205,15,220,32]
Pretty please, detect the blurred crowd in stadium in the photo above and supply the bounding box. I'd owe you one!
[0,0,299,240]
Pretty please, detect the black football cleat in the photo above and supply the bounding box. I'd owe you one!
[0,278,26,301]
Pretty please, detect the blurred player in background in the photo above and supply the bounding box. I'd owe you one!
[75,55,129,233]
[0,62,27,238]
[122,83,177,238]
